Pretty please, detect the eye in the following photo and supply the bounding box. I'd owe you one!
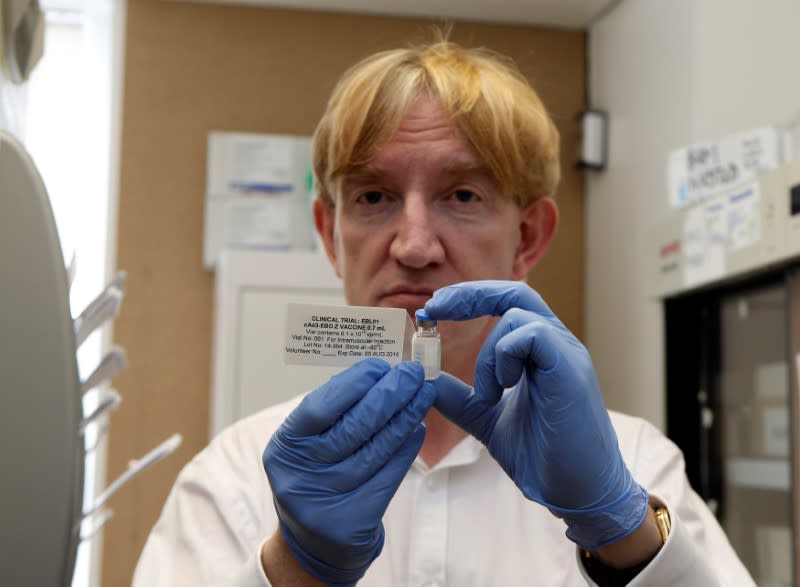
[357,190,385,205]
[452,189,480,203]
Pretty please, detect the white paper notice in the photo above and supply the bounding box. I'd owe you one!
[229,138,292,187]
[285,304,411,367]
[683,195,727,287]
[728,182,761,251]
[668,126,785,208]
[224,194,290,249]
[208,134,295,194]
[204,132,313,267]
[680,179,763,287]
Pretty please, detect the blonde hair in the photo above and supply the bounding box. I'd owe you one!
[312,40,561,207]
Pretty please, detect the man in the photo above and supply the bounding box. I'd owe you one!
[134,41,753,586]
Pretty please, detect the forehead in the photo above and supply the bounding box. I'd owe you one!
[388,97,455,135]
[379,98,469,150]
[357,98,485,176]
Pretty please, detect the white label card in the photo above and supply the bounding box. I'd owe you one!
[284,304,410,367]
[668,126,785,208]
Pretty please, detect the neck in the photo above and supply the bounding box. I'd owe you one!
[419,408,466,467]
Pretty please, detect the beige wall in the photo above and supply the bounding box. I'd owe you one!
[106,1,586,583]
[587,0,800,430]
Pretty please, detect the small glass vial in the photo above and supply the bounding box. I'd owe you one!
[412,309,441,380]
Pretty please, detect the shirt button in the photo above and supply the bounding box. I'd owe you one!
[425,476,438,490]
[422,581,439,587]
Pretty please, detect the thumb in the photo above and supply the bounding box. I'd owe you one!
[431,373,496,444]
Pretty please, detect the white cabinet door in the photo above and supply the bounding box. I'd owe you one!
[211,249,344,437]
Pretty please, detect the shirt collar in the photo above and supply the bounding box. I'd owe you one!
[413,434,484,473]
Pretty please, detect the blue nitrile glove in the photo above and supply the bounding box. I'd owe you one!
[262,358,437,586]
[424,281,648,551]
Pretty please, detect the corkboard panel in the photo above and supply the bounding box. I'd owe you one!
[106,1,585,584]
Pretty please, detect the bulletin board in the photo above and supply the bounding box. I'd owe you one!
[109,1,586,583]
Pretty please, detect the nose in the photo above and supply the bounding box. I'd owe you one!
[389,194,445,269]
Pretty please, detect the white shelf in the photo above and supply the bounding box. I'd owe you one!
[725,457,791,491]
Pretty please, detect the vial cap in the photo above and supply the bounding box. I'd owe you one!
[415,309,436,326]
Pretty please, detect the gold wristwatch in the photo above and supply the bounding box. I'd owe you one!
[653,506,671,543]
[581,506,671,586]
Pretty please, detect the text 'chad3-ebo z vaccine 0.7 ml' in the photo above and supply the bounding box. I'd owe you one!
[412,309,440,380]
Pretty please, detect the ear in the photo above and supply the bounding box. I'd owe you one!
[511,196,559,280]
[313,198,342,277]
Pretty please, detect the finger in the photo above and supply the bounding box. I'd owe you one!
[319,362,426,462]
[359,424,426,503]
[334,380,438,490]
[493,319,562,388]
[424,280,555,321]
[283,358,391,437]
[430,373,498,445]
[472,308,539,404]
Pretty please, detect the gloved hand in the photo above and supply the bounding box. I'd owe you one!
[263,358,437,586]
[425,281,648,551]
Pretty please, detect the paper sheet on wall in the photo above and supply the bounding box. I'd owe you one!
[229,139,292,187]
[223,194,290,250]
[205,132,314,267]
[728,183,761,251]
[208,134,294,195]
[220,138,294,249]
[681,180,763,288]
[683,195,726,287]
[668,126,788,208]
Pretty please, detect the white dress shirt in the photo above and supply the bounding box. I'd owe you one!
[134,395,755,586]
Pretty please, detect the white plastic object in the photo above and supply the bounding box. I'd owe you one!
[85,434,183,518]
[80,345,127,394]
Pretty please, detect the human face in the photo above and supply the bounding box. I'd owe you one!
[315,98,555,368]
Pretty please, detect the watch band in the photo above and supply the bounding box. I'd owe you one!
[654,505,671,544]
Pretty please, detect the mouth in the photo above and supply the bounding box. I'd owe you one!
[379,285,436,309]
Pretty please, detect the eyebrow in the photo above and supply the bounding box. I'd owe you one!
[342,165,384,183]
[441,161,492,177]
[343,160,492,184]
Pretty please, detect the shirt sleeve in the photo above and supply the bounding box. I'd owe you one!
[576,498,747,587]
[628,498,744,587]
[133,418,279,587]
[578,414,756,586]
[231,540,273,587]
